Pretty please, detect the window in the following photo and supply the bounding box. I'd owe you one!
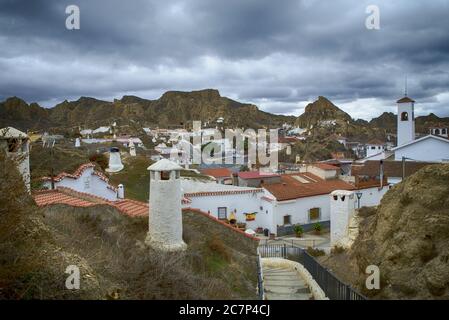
[161,171,170,180]
[401,112,408,121]
[435,129,440,135]
[283,215,291,225]
[371,146,375,150]
[218,207,227,220]
[309,208,321,222]
[442,129,447,135]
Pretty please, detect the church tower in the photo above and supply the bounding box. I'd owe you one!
[397,96,415,146]
[145,159,187,251]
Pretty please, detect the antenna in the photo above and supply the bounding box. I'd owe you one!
[404,74,408,96]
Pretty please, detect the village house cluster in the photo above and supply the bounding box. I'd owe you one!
[2,94,449,247]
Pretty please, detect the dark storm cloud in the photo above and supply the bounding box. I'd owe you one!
[0,0,449,119]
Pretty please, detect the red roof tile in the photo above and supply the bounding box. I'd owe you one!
[312,163,340,171]
[200,168,232,178]
[184,189,264,198]
[263,173,355,201]
[238,171,280,179]
[41,163,117,191]
[33,187,148,217]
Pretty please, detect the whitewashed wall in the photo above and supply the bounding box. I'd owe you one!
[185,192,268,231]
[358,185,389,207]
[273,193,330,228]
[43,167,118,201]
[394,137,449,162]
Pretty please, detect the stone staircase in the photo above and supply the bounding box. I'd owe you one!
[262,266,313,300]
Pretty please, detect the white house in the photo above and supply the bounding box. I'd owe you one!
[181,165,388,236]
[42,163,120,201]
[365,139,385,158]
[392,135,449,162]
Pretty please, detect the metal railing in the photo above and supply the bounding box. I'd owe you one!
[259,237,320,249]
[259,244,367,300]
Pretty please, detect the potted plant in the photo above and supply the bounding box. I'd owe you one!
[313,223,322,235]
[294,225,304,238]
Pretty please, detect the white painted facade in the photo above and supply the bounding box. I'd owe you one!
[182,176,389,236]
[397,99,415,146]
[392,135,449,162]
[366,143,384,158]
[42,166,119,201]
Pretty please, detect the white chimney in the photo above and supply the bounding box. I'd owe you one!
[117,184,125,199]
[145,159,187,251]
[75,137,81,148]
[106,147,124,173]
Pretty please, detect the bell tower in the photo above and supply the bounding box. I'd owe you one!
[397,96,415,146]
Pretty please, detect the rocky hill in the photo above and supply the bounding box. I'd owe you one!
[0,89,295,131]
[321,163,449,299]
[295,96,352,128]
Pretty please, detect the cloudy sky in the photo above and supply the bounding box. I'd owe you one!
[1,0,449,120]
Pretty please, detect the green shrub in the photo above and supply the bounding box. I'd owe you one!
[313,223,322,233]
[294,225,304,237]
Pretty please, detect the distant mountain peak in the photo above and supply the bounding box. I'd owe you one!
[295,96,352,127]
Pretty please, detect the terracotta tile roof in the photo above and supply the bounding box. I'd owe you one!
[312,163,340,171]
[42,163,95,182]
[33,187,148,217]
[351,160,436,178]
[367,139,385,145]
[238,171,280,179]
[199,168,232,178]
[112,199,148,217]
[184,188,264,198]
[263,173,355,201]
[33,189,101,208]
[41,162,117,191]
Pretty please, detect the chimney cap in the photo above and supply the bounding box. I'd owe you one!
[147,158,183,171]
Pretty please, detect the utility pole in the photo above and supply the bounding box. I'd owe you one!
[402,156,406,181]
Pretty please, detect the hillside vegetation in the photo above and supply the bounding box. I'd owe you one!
[0,153,258,299]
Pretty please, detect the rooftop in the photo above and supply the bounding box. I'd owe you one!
[147,158,183,171]
[310,163,340,171]
[397,96,415,103]
[263,173,355,201]
[33,187,148,217]
[0,127,28,139]
[199,167,232,178]
[351,160,437,178]
[237,171,280,180]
